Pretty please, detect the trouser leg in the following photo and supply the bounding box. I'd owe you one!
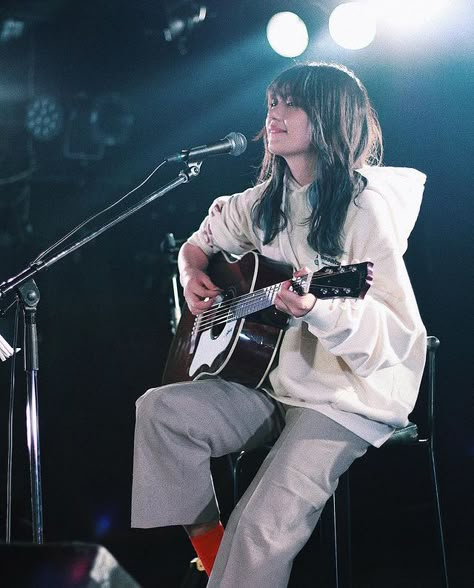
[208,406,369,588]
[131,378,283,528]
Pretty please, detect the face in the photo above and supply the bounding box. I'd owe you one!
[265,93,314,161]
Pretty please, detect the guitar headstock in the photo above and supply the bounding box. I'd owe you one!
[307,262,373,299]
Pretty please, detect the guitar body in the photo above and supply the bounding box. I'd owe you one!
[162,251,372,389]
[162,251,292,388]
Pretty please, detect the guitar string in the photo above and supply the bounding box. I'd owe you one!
[193,284,359,334]
[195,294,277,332]
[193,269,365,334]
[198,277,303,318]
[193,283,286,332]
[192,268,350,329]
[193,270,363,331]
[196,268,363,325]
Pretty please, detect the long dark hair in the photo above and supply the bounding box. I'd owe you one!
[253,62,383,258]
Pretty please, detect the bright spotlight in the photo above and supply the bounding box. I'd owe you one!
[367,0,452,31]
[267,12,309,58]
[329,2,377,50]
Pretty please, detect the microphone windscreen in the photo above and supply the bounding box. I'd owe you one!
[227,132,247,156]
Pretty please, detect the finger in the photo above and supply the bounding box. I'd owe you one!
[279,279,292,293]
[193,300,212,314]
[187,288,218,305]
[279,288,316,316]
[188,297,215,315]
[274,294,290,315]
[188,280,221,300]
[200,274,222,292]
[278,287,300,304]
[190,285,217,300]
[293,267,310,278]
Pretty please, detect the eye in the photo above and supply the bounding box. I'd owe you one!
[286,98,295,107]
[269,98,277,108]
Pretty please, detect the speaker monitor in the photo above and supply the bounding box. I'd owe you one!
[0,542,140,587]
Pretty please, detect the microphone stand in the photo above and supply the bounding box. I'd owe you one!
[0,161,202,543]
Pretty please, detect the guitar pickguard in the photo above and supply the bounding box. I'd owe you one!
[188,314,238,377]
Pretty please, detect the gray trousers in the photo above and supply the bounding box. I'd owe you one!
[131,378,369,588]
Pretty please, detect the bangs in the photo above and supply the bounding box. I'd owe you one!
[266,62,361,110]
[267,68,311,108]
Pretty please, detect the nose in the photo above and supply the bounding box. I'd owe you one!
[267,107,283,126]
[268,103,284,119]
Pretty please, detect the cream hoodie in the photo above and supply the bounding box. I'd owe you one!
[187,166,427,446]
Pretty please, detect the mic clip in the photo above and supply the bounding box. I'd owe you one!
[178,160,203,182]
[176,149,190,162]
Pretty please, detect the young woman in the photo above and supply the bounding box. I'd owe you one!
[131,62,427,587]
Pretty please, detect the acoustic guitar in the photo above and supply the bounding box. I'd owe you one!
[162,251,373,389]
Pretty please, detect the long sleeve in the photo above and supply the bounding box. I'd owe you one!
[304,190,426,378]
[186,183,268,256]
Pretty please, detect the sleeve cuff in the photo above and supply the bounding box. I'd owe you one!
[301,298,344,334]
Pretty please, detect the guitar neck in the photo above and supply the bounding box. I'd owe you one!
[229,282,284,319]
[204,261,372,324]
[225,275,311,321]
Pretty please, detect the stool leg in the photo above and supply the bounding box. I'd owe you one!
[331,494,340,588]
[229,451,244,506]
[429,444,449,587]
[327,473,352,588]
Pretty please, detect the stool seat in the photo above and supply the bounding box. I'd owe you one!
[384,422,419,446]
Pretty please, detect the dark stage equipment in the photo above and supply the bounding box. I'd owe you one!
[0,542,140,587]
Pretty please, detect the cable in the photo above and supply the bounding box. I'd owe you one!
[5,298,20,543]
[30,159,168,265]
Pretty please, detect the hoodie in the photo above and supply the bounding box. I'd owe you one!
[187,166,427,446]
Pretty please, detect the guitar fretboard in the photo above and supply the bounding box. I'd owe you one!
[226,283,280,319]
[194,276,308,334]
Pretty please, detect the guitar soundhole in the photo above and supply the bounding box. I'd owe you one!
[210,289,235,339]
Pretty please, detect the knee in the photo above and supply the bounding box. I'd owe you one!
[135,384,184,432]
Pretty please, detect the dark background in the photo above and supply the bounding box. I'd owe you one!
[0,1,472,586]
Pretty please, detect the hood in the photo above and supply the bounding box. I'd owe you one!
[357,166,426,253]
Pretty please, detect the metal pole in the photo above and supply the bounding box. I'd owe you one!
[19,281,43,543]
[26,370,43,543]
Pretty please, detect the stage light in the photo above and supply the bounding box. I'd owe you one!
[163,5,206,42]
[25,95,63,141]
[0,19,25,42]
[329,2,377,50]
[266,12,309,58]
[163,2,207,54]
[367,0,452,31]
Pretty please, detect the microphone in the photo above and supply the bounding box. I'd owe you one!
[166,132,247,163]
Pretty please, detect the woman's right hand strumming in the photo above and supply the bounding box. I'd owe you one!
[181,268,221,316]
[178,242,222,315]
